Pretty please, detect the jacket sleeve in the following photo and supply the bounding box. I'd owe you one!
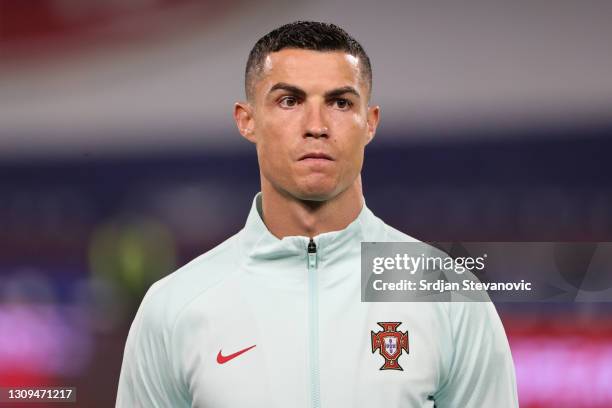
[115,284,189,408]
[433,301,519,407]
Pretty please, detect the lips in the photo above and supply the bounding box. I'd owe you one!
[299,152,333,161]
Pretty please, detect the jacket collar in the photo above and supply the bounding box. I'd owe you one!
[240,192,377,263]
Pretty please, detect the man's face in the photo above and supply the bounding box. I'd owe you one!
[237,48,379,201]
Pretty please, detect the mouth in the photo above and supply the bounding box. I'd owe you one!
[298,152,334,161]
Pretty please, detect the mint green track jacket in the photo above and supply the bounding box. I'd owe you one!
[116,193,518,407]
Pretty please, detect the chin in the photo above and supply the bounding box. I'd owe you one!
[296,193,333,202]
[293,182,340,202]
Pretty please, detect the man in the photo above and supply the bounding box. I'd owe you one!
[116,21,518,407]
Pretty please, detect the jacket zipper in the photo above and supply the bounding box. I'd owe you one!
[307,238,321,408]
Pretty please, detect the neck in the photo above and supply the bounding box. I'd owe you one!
[260,177,364,239]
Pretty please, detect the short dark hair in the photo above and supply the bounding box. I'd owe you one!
[245,21,372,102]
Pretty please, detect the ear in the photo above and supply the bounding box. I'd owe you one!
[365,105,380,145]
[234,101,256,143]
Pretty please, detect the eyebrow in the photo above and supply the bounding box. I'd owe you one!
[268,82,361,99]
[324,86,360,99]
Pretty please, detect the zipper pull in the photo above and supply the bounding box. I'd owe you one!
[308,238,317,254]
[308,238,317,269]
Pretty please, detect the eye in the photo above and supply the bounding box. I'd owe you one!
[331,98,353,110]
[279,96,299,108]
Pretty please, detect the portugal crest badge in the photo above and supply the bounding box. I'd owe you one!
[371,322,409,370]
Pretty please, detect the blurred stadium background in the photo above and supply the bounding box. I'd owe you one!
[1,1,612,407]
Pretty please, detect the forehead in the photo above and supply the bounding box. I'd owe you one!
[257,49,364,93]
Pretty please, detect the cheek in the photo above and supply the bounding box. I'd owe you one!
[351,111,368,129]
[257,107,299,144]
[330,110,368,137]
[333,113,368,157]
[256,122,296,174]
[257,139,285,173]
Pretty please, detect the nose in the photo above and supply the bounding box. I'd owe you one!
[304,102,329,139]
